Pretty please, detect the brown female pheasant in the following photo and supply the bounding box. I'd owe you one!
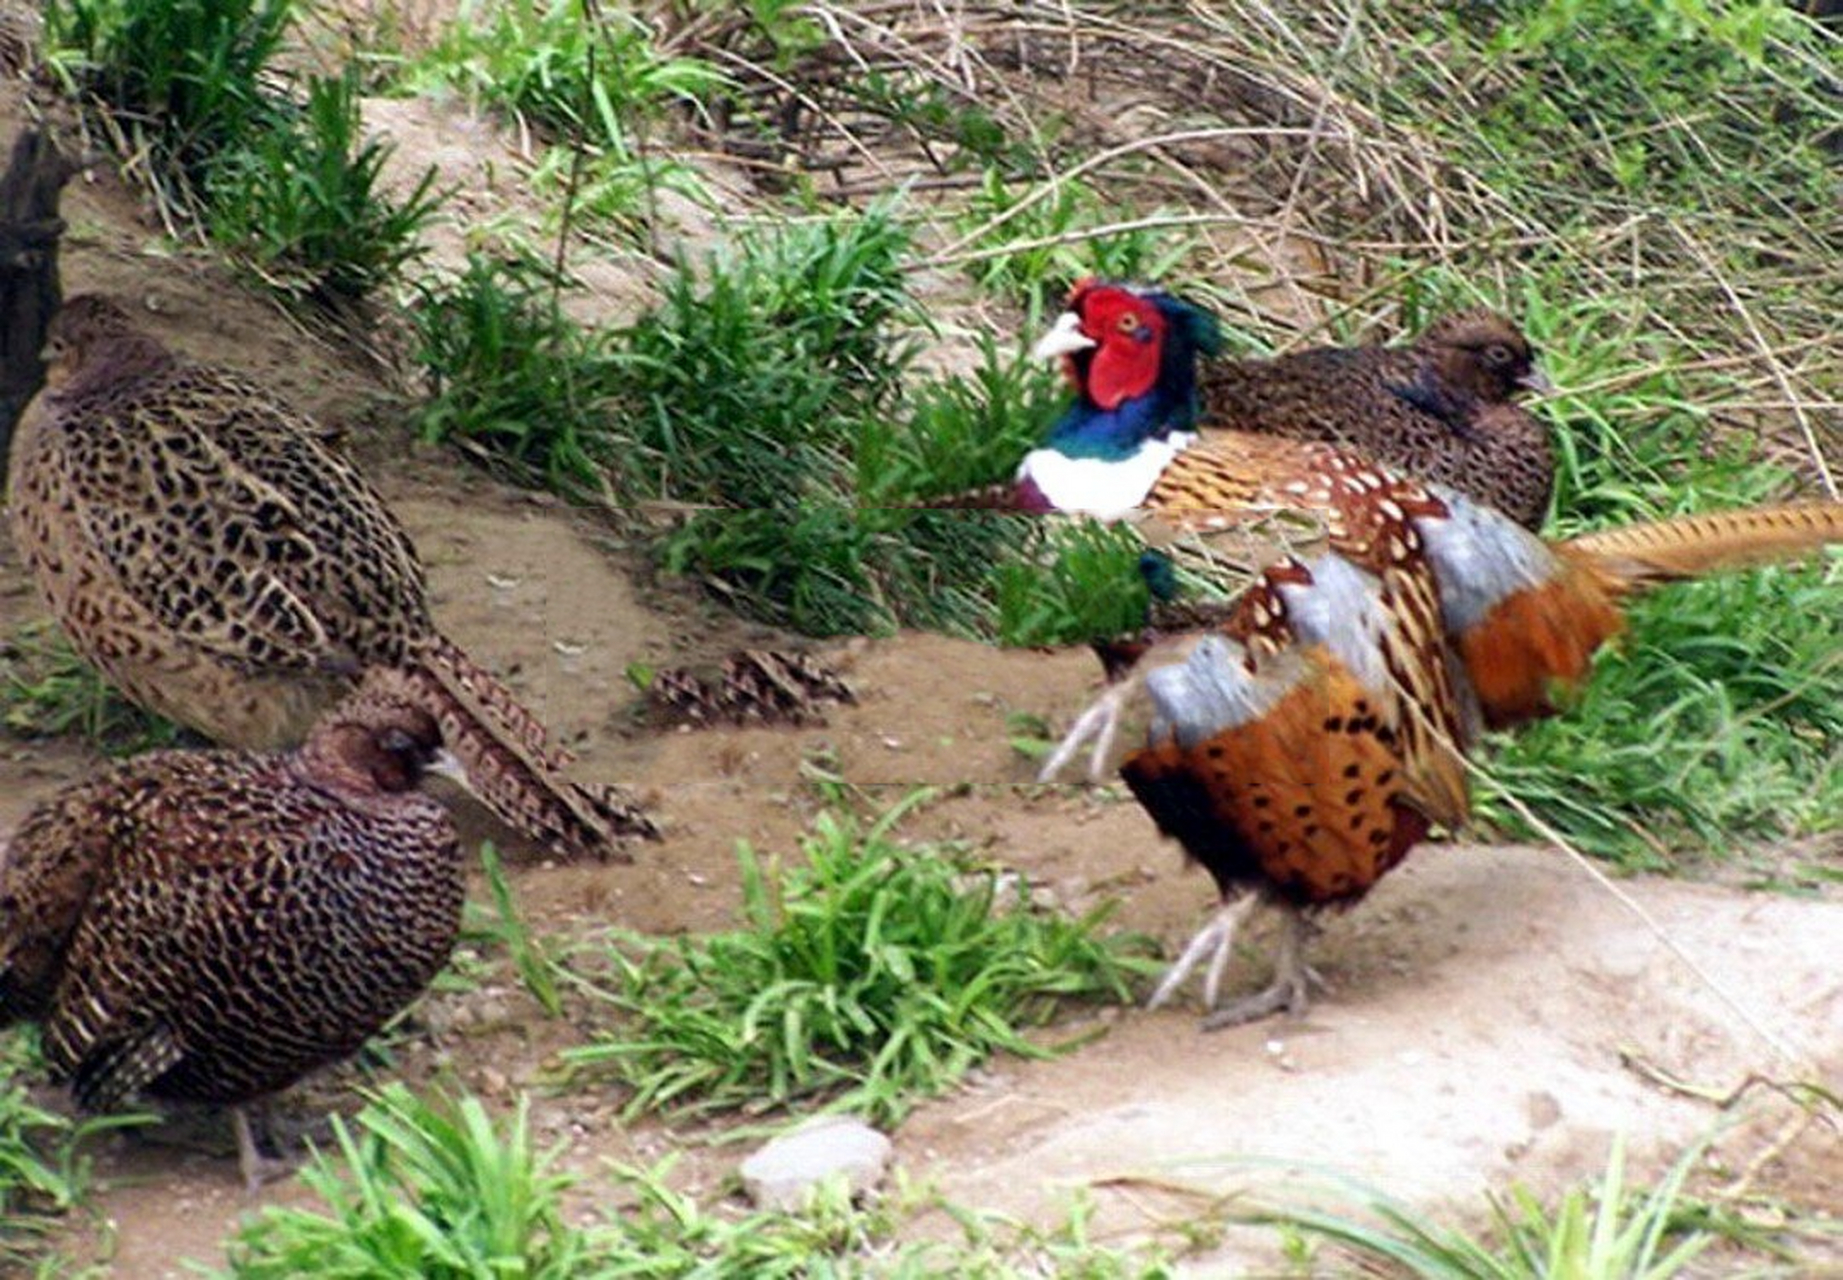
[1013,281,1841,1025]
[1198,305,1557,528]
[0,676,465,1187]
[5,294,653,859]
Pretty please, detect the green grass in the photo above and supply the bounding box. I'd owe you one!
[0,1032,148,1276]
[217,1084,583,1279]
[410,250,619,491]
[0,1034,83,1273]
[581,1165,918,1278]
[217,1082,1179,1278]
[0,624,183,754]
[44,0,291,187]
[562,794,1151,1124]
[1420,1,1834,246]
[474,843,564,1018]
[1257,1135,1797,1279]
[409,206,1131,645]
[951,169,1197,317]
[205,68,443,305]
[993,520,1153,649]
[611,205,919,512]
[589,1172,1178,1279]
[399,0,721,234]
[45,0,441,305]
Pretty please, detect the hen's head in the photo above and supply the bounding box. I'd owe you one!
[43,294,170,392]
[1034,279,1224,425]
[300,681,463,797]
[1418,308,1550,404]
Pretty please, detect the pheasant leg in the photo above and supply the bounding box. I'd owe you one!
[1038,680,1136,783]
[1146,894,1262,1011]
[1200,906,1316,1031]
[232,1105,298,1193]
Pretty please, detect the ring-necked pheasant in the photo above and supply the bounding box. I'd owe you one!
[991,281,1841,1024]
[1197,304,1557,529]
[1019,281,1841,767]
[0,675,466,1188]
[5,294,653,859]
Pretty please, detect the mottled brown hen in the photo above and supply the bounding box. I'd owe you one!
[1197,306,1557,529]
[5,294,653,859]
[0,677,465,1187]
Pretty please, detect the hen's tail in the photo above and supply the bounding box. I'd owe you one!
[1561,502,1842,594]
[405,635,656,860]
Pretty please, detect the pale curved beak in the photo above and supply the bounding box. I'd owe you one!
[1517,363,1555,394]
[1031,310,1096,363]
[427,748,470,788]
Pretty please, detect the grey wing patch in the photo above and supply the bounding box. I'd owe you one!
[1144,635,1304,748]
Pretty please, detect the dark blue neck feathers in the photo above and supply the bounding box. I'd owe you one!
[1044,292,1220,460]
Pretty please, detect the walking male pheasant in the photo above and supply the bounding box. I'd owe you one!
[1003,281,1842,1025]
[5,294,653,859]
[0,676,466,1188]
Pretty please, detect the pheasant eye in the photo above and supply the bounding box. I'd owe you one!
[1484,343,1513,365]
[1117,313,1141,333]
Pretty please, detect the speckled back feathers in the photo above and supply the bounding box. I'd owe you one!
[1197,310,1555,528]
[0,687,463,1111]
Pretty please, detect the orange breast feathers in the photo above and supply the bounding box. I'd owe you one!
[1123,628,1434,908]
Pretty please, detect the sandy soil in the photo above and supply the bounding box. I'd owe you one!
[0,44,1837,1280]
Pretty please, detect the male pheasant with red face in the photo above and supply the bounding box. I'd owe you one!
[5,294,654,860]
[1002,281,1841,1026]
[0,676,465,1188]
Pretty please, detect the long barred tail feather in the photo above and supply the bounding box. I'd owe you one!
[403,636,657,860]
[1562,501,1842,594]
[904,482,1022,510]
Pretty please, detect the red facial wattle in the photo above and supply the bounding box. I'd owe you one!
[1084,303,1164,410]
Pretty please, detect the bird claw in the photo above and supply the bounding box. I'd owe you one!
[1038,683,1131,783]
[1198,972,1311,1032]
[1146,896,1260,1012]
[233,1106,299,1195]
[1198,914,1319,1031]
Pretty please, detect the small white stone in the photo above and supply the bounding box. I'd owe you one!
[739,1117,893,1210]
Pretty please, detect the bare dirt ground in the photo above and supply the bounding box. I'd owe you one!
[0,59,1837,1280]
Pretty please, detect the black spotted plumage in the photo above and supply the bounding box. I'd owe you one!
[5,294,654,858]
[0,681,463,1182]
[1198,308,1556,529]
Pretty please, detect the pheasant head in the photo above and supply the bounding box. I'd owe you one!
[296,687,463,798]
[1033,279,1224,452]
[1416,308,1550,405]
[43,293,172,395]
[1011,281,1223,518]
